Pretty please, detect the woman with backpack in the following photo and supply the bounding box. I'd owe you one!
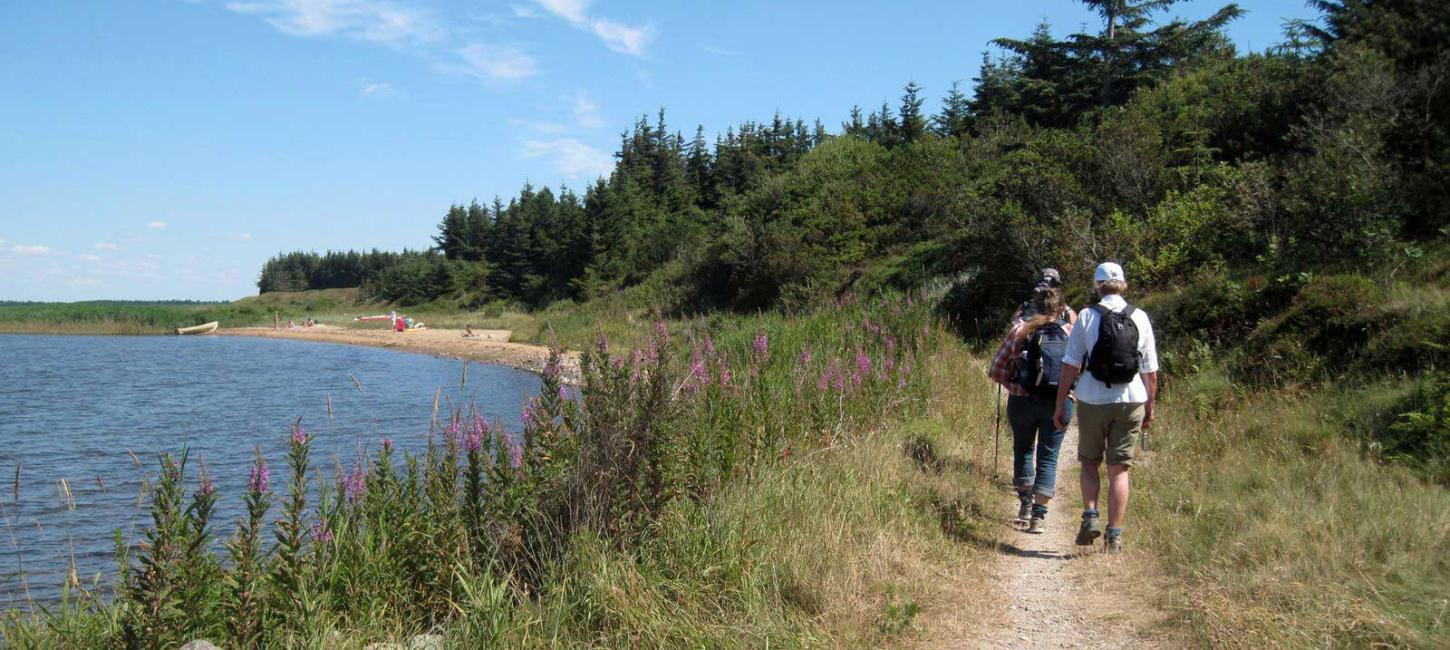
[988,287,1075,534]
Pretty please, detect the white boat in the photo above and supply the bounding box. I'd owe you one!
[175,321,219,335]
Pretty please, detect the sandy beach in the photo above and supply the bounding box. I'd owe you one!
[218,325,581,383]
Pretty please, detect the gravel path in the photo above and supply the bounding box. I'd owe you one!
[970,424,1162,649]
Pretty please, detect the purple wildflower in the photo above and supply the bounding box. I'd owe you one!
[719,366,732,387]
[898,376,907,389]
[851,371,863,387]
[703,334,716,358]
[503,434,523,470]
[558,384,569,401]
[752,331,769,363]
[199,479,216,497]
[291,423,307,446]
[311,521,333,544]
[248,460,270,494]
[381,438,393,452]
[655,321,669,347]
[856,349,872,376]
[818,367,831,393]
[465,429,483,454]
[343,467,367,503]
[801,348,813,366]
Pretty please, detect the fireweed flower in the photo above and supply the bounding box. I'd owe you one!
[465,429,483,454]
[381,438,394,452]
[818,367,831,392]
[752,331,769,363]
[719,366,732,387]
[291,423,307,446]
[199,479,216,497]
[703,335,716,358]
[343,467,367,503]
[248,460,270,494]
[801,348,813,366]
[856,349,872,376]
[310,521,333,544]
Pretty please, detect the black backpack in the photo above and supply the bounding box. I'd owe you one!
[1016,321,1070,398]
[1086,303,1141,387]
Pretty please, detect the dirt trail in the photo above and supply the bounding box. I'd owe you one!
[217,325,581,383]
[926,425,1168,649]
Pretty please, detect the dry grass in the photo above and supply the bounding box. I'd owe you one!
[1135,371,1450,648]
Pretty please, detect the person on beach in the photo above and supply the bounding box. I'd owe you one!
[1053,262,1158,554]
[463,325,478,338]
[1012,268,1077,325]
[989,287,1075,534]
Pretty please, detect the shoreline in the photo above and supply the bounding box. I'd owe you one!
[217,325,581,384]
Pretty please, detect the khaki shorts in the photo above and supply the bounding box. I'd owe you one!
[1076,402,1144,466]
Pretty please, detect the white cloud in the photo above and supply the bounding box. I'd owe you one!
[452,43,539,81]
[147,221,167,229]
[228,233,254,241]
[529,0,653,57]
[0,237,6,244]
[520,138,613,179]
[11,245,51,255]
[589,19,652,56]
[225,0,442,47]
[79,254,101,262]
[360,80,395,97]
[573,91,603,128]
[532,0,590,24]
[94,242,118,250]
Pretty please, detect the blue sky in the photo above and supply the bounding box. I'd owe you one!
[0,0,1318,301]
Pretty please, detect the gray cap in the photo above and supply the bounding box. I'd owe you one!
[1037,268,1062,288]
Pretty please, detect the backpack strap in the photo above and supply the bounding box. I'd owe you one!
[1120,304,1136,319]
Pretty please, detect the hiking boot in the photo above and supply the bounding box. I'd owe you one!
[1017,495,1033,523]
[1104,531,1123,554]
[1075,515,1103,545]
[1027,515,1046,534]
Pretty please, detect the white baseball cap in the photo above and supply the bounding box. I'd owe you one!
[1093,262,1126,283]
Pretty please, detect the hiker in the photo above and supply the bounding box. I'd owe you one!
[1052,262,1158,554]
[1012,268,1077,325]
[989,287,1075,534]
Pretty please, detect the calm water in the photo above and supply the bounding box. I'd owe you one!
[0,334,541,607]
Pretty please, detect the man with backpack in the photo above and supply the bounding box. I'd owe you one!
[989,287,1075,534]
[1052,262,1158,554]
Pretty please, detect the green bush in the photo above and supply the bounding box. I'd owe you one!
[1379,372,1450,484]
[1238,274,1389,385]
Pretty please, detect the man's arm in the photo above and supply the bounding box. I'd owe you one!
[1053,363,1080,431]
[1141,371,1157,430]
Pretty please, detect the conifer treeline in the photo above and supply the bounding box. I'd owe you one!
[256,0,1448,317]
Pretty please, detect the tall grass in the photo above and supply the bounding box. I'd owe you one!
[2,290,1005,646]
[1136,368,1450,648]
[0,302,274,334]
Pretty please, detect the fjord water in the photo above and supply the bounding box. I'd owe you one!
[0,334,541,607]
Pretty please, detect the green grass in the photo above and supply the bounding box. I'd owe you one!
[1137,371,1450,648]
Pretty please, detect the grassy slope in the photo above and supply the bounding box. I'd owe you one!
[1138,371,1450,647]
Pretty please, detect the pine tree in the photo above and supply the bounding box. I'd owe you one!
[934,81,972,138]
[898,81,926,144]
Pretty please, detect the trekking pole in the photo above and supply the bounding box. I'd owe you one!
[993,384,1002,479]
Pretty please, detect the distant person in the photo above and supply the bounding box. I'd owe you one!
[286,319,296,330]
[463,325,478,338]
[305,318,315,328]
[273,311,279,331]
[1012,268,1077,326]
[989,287,1075,533]
[1053,262,1158,554]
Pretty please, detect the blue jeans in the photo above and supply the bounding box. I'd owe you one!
[1007,395,1073,499]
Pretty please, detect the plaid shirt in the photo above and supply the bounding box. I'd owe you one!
[988,319,1075,397]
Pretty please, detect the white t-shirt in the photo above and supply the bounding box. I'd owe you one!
[1061,294,1159,405]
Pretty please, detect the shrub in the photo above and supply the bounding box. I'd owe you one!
[1379,372,1450,484]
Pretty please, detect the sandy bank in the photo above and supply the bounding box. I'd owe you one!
[218,325,580,383]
